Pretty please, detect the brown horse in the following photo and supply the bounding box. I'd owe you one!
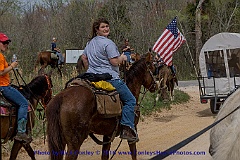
[155,65,178,102]
[1,75,53,160]
[46,52,157,160]
[35,51,63,77]
[76,54,87,75]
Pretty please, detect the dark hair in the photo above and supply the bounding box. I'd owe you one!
[90,18,109,39]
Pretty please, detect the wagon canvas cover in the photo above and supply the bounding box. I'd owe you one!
[199,32,240,95]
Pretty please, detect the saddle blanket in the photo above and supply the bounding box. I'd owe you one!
[1,106,32,116]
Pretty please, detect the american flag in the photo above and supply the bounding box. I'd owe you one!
[152,17,186,66]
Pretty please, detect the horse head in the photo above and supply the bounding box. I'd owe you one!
[142,52,158,92]
[26,74,53,108]
[126,52,157,95]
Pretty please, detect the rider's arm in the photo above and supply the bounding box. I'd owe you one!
[0,61,18,76]
[122,46,131,52]
[81,54,89,69]
[110,54,127,66]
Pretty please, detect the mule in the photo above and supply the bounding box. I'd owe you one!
[35,51,63,77]
[1,75,53,160]
[209,88,240,160]
[46,52,157,160]
[155,64,178,102]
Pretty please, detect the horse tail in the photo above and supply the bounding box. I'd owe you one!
[46,96,65,160]
[211,112,240,160]
[174,76,178,86]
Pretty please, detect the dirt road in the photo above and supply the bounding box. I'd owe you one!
[2,85,215,160]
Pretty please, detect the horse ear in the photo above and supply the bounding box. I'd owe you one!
[145,52,151,62]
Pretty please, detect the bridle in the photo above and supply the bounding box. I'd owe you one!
[138,62,157,106]
[41,74,52,109]
[146,62,157,91]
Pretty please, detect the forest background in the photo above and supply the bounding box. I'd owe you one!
[1,0,240,80]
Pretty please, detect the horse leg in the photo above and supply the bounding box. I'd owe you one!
[64,128,88,160]
[169,80,175,101]
[38,63,47,75]
[155,78,162,102]
[65,139,84,160]
[101,135,112,160]
[128,142,137,160]
[127,122,138,160]
[9,140,23,160]
[57,66,62,77]
[23,143,36,160]
[170,86,175,101]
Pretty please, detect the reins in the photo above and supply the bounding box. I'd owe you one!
[11,69,52,143]
[138,62,157,107]
[12,69,51,113]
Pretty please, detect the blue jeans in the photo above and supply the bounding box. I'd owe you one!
[56,52,64,64]
[123,51,131,62]
[0,86,28,121]
[170,65,176,74]
[107,79,136,129]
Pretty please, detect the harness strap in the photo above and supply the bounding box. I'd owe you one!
[89,118,120,145]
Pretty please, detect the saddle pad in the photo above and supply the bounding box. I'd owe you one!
[51,53,58,59]
[1,106,32,116]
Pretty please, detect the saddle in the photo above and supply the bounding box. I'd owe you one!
[46,50,58,60]
[0,92,31,116]
[0,93,16,116]
[67,78,122,118]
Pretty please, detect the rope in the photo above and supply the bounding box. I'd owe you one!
[110,139,123,160]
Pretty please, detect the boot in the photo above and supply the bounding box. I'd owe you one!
[120,125,139,143]
[15,132,32,143]
[14,118,32,143]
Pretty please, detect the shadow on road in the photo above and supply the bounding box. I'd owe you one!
[197,108,215,117]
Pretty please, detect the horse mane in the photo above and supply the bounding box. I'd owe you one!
[26,75,52,96]
[126,56,146,85]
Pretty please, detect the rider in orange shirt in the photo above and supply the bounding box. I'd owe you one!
[0,33,32,143]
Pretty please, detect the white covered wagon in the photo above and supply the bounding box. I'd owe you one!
[198,32,240,114]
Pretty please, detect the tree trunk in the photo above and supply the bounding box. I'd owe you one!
[195,0,205,72]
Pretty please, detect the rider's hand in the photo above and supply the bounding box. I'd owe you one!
[121,54,127,61]
[10,61,18,68]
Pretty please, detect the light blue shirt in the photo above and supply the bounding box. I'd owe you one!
[83,36,120,79]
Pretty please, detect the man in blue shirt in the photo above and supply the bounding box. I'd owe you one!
[51,37,64,65]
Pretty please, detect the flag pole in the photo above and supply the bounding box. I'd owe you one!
[178,19,199,77]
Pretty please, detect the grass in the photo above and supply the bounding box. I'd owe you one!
[140,88,190,116]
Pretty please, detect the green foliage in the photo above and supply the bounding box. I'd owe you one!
[97,0,132,44]
[140,89,190,116]
[3,0,240,80]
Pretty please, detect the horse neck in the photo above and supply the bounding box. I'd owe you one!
[127,81,142,103]
[27,78,48,107]
[126,60,147,103]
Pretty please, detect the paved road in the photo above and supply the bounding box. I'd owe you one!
[178,80,198,87]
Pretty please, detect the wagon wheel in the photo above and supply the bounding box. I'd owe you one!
[210,99,222,114]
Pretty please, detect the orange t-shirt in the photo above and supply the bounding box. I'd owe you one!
[0,52,10,86]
